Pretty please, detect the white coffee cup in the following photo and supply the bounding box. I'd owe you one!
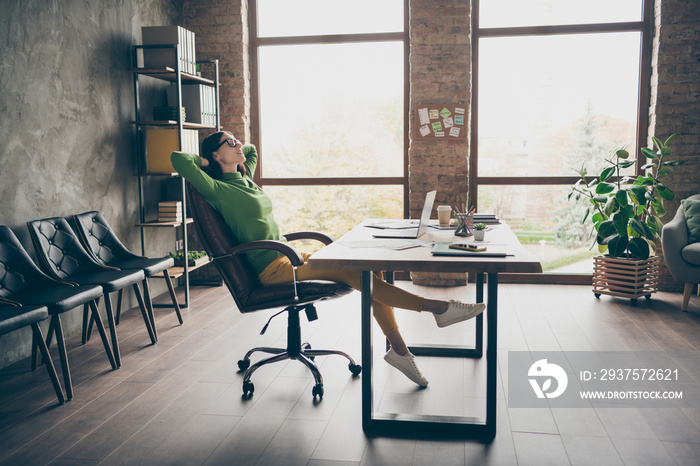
[437,205,451,226]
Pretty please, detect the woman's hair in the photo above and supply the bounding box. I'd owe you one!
[199,131,246,179]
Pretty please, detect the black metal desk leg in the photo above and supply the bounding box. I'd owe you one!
[361,270,374,433]
[485,272,499,438]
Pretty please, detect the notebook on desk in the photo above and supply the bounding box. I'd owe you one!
[372,190,436,239]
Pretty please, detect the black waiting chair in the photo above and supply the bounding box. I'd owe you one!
[0,225,115,400]
[27,217,155,368]
[0,303,65,404]
[187,183,361,400]
[71,211,183,337]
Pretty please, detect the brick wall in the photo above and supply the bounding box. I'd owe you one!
[183,0,250,141]
[649,0,700,290]
[409,0,472,218]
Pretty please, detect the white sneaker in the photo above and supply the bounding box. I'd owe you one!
[434,300,486,328]
[384,348,429,387]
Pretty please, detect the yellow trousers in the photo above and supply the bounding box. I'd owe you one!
[258,253,425,335]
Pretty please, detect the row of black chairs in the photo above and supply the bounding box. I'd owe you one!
[0,212,183,403]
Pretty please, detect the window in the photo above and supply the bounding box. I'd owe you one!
[472,0,652,278]
[251,0,408,241]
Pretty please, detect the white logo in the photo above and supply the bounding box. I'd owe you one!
[528,359,568,399]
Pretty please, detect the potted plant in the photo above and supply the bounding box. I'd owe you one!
[168,250,209,267]
[473,223,487,241]
[569,134,686,302]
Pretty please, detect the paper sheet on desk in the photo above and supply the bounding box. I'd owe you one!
[338,239,431,250]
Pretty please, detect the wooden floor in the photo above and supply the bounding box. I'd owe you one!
[1,280,699,465]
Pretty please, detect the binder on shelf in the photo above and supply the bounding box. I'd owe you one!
[167,84,216,126]
[145,128,199,173]
[142,26,196,75]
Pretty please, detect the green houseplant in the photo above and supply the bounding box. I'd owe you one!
[569,134,686,260]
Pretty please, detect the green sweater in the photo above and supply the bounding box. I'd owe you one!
[170,146,284,275]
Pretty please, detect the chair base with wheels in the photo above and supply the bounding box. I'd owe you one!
[237,303,362,399]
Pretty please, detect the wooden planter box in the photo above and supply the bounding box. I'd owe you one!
[592,255,661,304]
[172,255,209,268]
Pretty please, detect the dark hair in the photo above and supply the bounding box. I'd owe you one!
[199,131,246,179]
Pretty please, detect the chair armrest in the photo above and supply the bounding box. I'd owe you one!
[228,240,305,267]
[283,231,335,245]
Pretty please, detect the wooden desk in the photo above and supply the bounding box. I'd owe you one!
[307,221,542,440]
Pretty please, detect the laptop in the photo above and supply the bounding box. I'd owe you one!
[372,190,436,239]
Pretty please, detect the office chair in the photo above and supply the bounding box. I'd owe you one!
[0,225,114,400]
[72,211,184,337]
[27,217,155,368]
[662,193,700,311]
[186,183,361,399]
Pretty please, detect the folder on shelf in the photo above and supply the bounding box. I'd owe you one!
[145,128,199,173]
[166,84,216,126]
[142,26,196,75]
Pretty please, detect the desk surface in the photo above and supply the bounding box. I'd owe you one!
[308,221,543,274]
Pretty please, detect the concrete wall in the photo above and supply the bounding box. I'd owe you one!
[0,0,183,366]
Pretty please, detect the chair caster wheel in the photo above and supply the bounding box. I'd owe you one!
[594,293,601,299]
[238,359,250,371]
[349,363,362,376]
[312,384,324,399]
[630,299,638,305]
[243,381,254,397]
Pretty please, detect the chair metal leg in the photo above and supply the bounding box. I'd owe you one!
[31,323,65,404]
[115,289,123,325]
[102,295,121,368]
[163,270,184,324]
[89,300,118,370]
[133,283,157,344]
[51,315,73,401]
[242,346,286,361]
[140,279,158,341]
[297,353,324,387]
[81,303,89,344]
[242,352,293,384]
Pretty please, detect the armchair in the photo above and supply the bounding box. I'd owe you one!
[186,182,361,399]
[662,194,700,311]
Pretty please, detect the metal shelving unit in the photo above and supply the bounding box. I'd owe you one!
[130,43,220,307]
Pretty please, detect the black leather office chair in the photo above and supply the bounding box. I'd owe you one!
[72,211,183,335]
[27,217,155,368]
[0,225,114,400]
[0,303,65,404]
[187,183,361,399]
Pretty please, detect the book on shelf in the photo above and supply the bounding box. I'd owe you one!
[145,128,199,173]
[153,106,185,121]
[158,201,183,222]
[142,26,196,75]
[166,84,217,126]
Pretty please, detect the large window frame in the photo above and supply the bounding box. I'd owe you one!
[249,1,411,216]
[470,0,654,283]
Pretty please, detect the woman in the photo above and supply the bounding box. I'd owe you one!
[171,131,485,387]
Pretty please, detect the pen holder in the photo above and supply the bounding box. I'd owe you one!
[454,212,474,237]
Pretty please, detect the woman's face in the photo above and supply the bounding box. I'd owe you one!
[212,132,245,168]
